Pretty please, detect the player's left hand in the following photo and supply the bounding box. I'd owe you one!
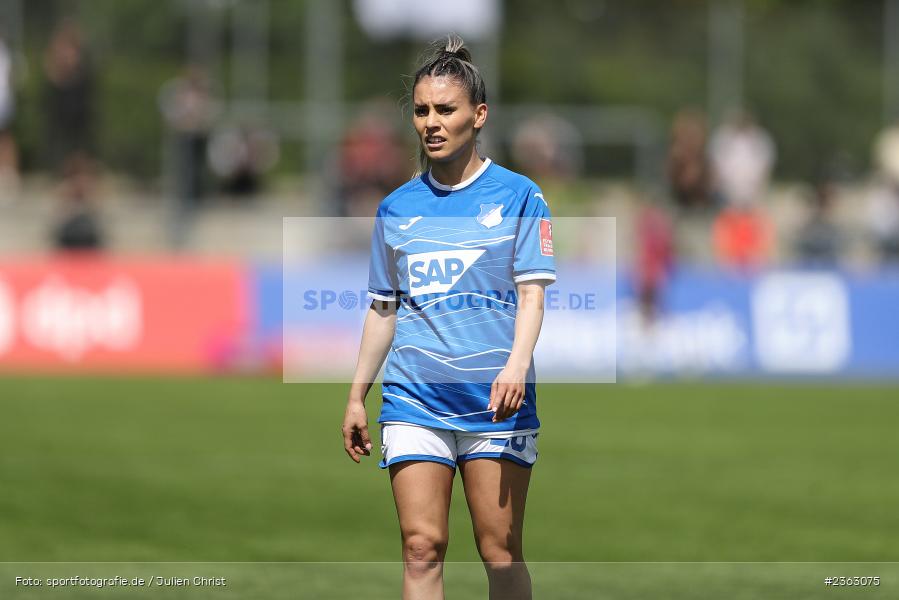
[489,365,527,422]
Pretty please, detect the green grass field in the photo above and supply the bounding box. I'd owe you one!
[1,377,897,598]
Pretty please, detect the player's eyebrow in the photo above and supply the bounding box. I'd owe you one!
[413,102,456,112]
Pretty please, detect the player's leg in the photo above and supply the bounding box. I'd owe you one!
[382,424,458,600]
[390,461,455,600]
[458,457,533,600]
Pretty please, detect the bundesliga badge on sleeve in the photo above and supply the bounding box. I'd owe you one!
[540,218,554,256]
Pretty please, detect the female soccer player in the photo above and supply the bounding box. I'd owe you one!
[342,35,555,600]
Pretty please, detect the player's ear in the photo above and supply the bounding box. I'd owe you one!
[473,103,488,131]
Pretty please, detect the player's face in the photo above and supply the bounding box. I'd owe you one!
[412,75,487,165]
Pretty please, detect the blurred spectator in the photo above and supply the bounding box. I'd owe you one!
[335,108,406,217]
[865,121,899,262]
[159,65,219,217]
[865,184,899,262]
[874,119,899,184]
[0,32,18,205]
[713,206,773,269]
[709,110,776,208]
[43,19,94,172]
[51,153,104,251]
[510,112,584,181]
[794,177,844,266]
[667,108,710,211]
[208,124,280,197]
[633,201,674,325]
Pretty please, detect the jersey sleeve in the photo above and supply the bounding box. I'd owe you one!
[367,206,400,302]
[512,187,557,284]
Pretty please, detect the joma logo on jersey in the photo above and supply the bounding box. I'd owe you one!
[407,249,485,297]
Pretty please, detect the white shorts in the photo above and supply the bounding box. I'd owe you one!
[379,423,539,469]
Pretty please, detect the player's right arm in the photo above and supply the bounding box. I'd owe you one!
[343,299,398,463]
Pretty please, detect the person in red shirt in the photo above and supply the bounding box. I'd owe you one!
[634,203,674,324]
[712,206,774,269]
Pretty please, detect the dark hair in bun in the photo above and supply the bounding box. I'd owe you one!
[412,34,486,106]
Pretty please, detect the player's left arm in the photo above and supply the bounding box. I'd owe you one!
[489,281,547,422]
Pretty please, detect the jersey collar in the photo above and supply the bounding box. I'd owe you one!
[427,158,492,191]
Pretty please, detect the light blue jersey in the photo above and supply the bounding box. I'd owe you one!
[368,158,556,433]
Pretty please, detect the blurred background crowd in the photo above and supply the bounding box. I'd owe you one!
[1,0,899,376]
[0,0,897,268]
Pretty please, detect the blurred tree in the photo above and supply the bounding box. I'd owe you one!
[745,0,881,179]
[3,0,890,183]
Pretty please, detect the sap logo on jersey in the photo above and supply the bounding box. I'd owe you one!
[407,249,485,297]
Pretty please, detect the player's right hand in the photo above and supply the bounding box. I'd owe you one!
[342,400,372,463]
